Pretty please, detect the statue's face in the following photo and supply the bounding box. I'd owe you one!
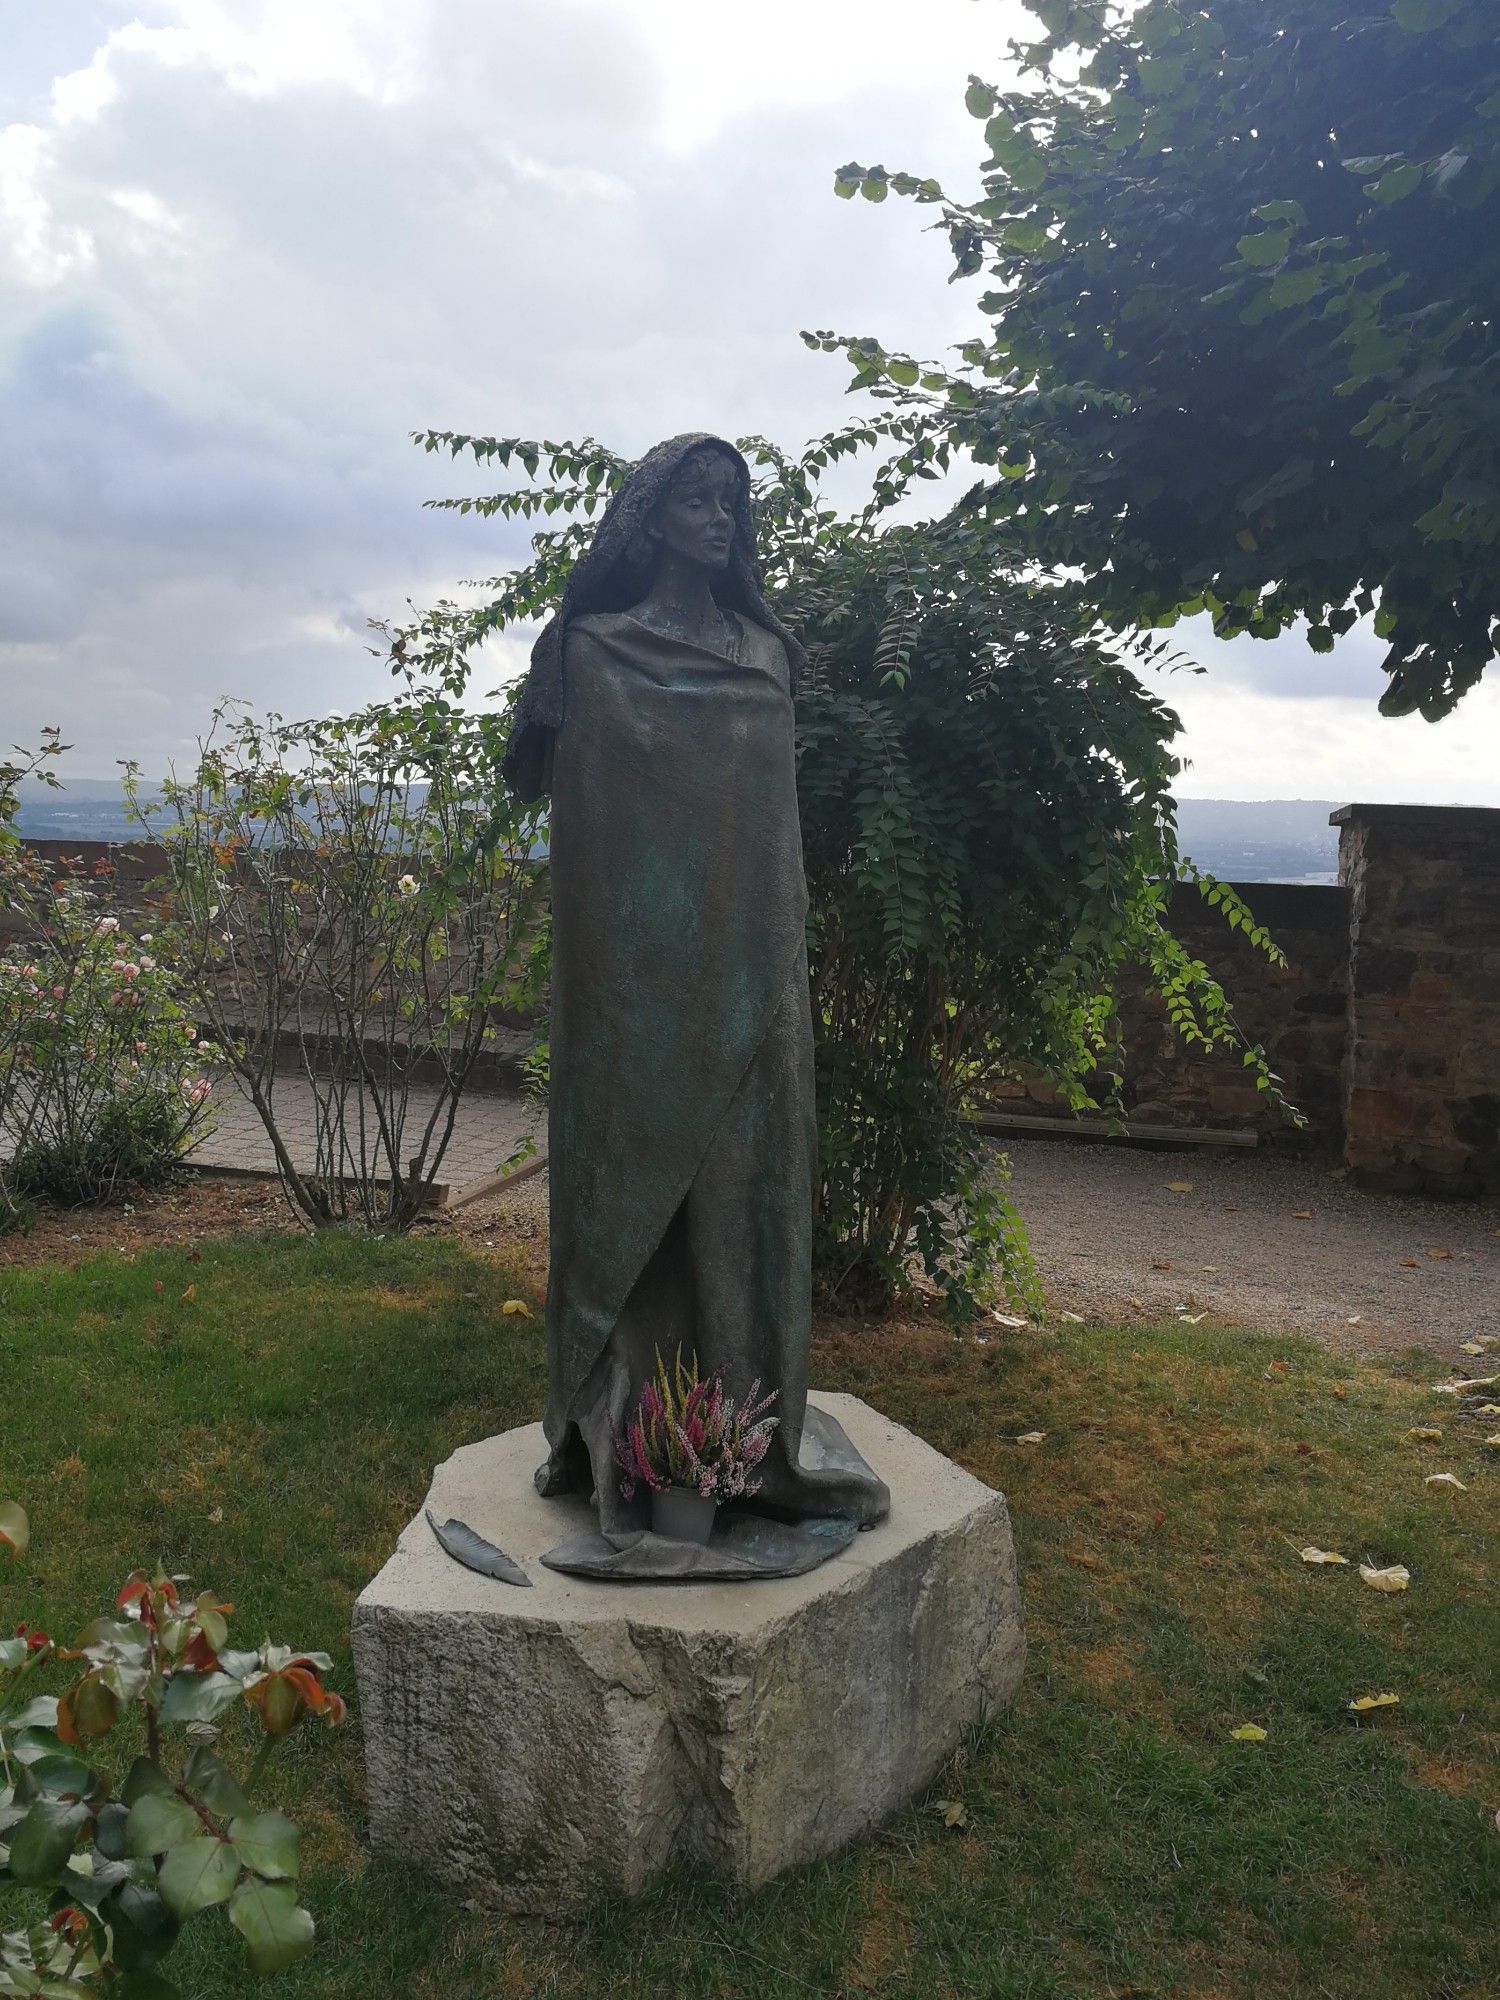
[652,451,738,573]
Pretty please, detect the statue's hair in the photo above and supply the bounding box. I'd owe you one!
[501,432,804,802]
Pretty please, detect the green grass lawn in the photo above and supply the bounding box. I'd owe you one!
[2,1232,1496,1999]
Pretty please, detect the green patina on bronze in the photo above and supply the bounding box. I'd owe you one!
[501,434,888,1578]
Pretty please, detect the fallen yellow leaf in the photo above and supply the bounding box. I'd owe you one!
[1164,1181,1193,1194]
[1425,1473,1467,1491]
[501,1298,533,1318]
[1406,1427,1443,1442]
[1331,1383,1348,1399]
[1291,1209,1312,1220]
[180,1283,197,1302]
[1474,1403,1500,1419]
[1359,1562,1410,1593]
[1013,1431,1047,1445]
[1459,1341,1486,1357]
[1427,1247,1453,1260]
[1348,1692,1400,1713]
[1229,1723,1268,1743]
[1128,1296,1145,1310]
[1398,1257,1419,1268]
[1298,1546,1348,1566]
[1485,1434,1500,1451]
[1059,1310,1084,1324]
[934,1798,969,1829]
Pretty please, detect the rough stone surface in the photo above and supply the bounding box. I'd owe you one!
[984,879,1351,1150]
[352,1394,1024,1913]
[1337,803,1500,1194]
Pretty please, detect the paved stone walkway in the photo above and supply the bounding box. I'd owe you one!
[185,1075,1499,1357]
[1001,1136,1500,1357]
[463,1128,1499,1360]
[188,1071,542,1197]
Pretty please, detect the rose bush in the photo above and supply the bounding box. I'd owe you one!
[0,843,222,1224]
[1,1501,341,1995]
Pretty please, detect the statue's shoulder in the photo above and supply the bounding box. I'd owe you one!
[732,615,792,686]
[564,610,633,647]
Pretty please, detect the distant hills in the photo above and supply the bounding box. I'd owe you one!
[1174,798,1341,885]
[10,781,1343,884]
[10,778,165,844]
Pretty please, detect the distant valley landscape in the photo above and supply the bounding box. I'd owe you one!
[12,781,1343,884]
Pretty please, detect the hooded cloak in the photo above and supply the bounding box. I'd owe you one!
[506,435,888,1573]
[501,432,803,804]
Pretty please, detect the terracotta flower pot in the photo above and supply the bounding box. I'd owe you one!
[651,1487,718,1545]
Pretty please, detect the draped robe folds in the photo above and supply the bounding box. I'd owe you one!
[537,608,889,1565]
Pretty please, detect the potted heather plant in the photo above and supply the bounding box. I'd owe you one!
[615,1349,779,1544]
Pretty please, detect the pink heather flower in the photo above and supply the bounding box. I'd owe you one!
[52,986,65,999]
[615,1347,780,1506]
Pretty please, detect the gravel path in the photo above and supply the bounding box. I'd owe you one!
[463,1140,1500,1365]
[1001,1137,1500,1360]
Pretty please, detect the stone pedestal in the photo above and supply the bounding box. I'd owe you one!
[352,1394,1024,1913]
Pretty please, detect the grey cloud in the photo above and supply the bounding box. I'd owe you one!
[6,0,1450,799]
[3,4,995,778]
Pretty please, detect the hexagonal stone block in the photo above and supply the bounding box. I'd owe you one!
[352,1394,1024,1913]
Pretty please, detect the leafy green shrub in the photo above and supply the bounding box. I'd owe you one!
[8,1089,193,1212]
[1,753,221,1228]
[129,698,546,1233]
[1,1500,340,1995]
[378,419,1288,1316]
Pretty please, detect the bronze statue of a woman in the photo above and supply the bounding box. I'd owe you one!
[504,434,889,1578]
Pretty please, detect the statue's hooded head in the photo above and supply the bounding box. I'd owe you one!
[501,432,803,802]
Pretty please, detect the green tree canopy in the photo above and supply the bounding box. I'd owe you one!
[391,419,1284,1313]
[817,0,1500,718]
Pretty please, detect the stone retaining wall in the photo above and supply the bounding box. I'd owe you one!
[985,879,1350,1152]
[1337,804,1500,1195]
[10,811,1500,1194]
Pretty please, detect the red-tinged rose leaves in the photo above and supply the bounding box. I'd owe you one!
[248,1672,304,1736]
[247,1662,342,1735]
[195,1594,233,1652]
[283,1667,328,1712]
[57,1671,122,1743]
[182,1630,220,1673]
[117,1574,151,1614]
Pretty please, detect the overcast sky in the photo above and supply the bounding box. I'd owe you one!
[4,0,1498,803]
